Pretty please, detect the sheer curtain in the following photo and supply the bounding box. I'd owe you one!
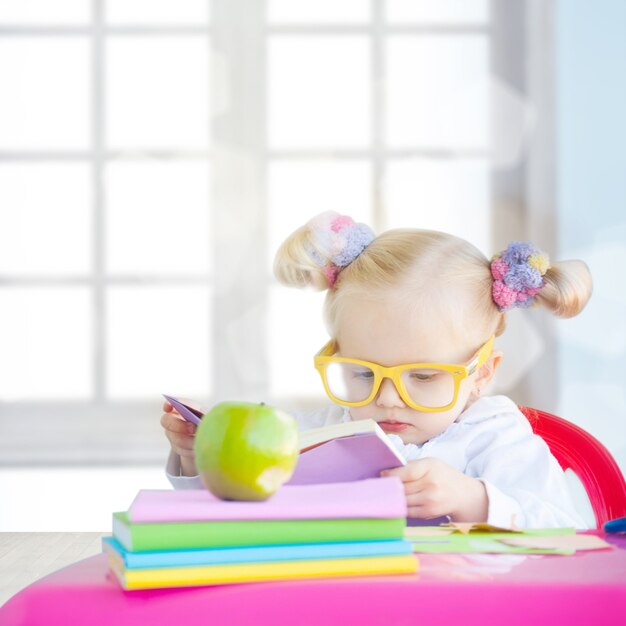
[0,0,507,467]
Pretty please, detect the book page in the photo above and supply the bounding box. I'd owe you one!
[298,418,382,450]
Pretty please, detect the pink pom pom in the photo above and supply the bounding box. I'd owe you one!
[323,266,339,288]
[330,216,354,232]
[492,280,518,311]
[491,257,509,281]
[523,286,543,298]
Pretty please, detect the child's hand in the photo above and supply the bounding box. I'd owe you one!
[160,400,199,477]
[381,458,488,523]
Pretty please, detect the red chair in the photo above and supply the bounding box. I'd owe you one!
[519,406,626,528]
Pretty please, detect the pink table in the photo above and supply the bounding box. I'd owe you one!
[2,532,625,626]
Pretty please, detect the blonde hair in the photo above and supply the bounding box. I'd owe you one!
[535,260,593,318]
[274,223,593,343]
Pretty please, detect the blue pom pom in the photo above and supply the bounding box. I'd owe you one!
[332,223,375,267]
[505,263,543,291]
[501,241,537,266]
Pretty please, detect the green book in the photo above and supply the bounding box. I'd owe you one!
[113,512,406,552]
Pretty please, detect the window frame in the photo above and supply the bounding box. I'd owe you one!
[0,1,545,465]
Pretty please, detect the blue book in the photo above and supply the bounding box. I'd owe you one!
[102,536,413,569]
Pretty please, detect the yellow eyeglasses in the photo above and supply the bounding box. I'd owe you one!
[314,336,494,413]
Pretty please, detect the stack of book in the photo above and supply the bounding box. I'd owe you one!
[103,477,417,590]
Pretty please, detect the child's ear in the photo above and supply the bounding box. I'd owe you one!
[475,350,503,389]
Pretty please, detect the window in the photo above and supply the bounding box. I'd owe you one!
[0,0,504,464]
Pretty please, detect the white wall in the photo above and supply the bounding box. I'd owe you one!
[556,0,626,472]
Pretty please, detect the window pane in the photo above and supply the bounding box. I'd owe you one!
[269,36,370,149]
[105,160,210,275]
[268,0,369,23]
[0,287,92,400]
[0,38,90,150]
[268,286,327,398]
[385,158,490,254]
[106,0,209,25]
[386,0,489,24]
[106,286,211,399]
[386,35,489,150]
[0,0,90,24]
[106,37,210,150]
[0,163,91,275]
[268,159,372,268]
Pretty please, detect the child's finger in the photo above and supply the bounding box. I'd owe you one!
[163,401,174,412]
[161,412,196,434]
[170,442,196,459]
[381,461,429,483]
[163,427,196,454]
[168,432,196,452]
[405,490,429,507]
[398,479,428,497]
[407,505,443,519]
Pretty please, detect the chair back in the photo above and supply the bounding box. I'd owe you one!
[519,406,626,527]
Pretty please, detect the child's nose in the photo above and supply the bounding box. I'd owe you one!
[375,378,406,409]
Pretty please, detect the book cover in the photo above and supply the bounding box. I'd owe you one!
[113,511,407,552]
[106,551,418,590]
[289,419,406,485]
[102,536,414,569]
[128,478,406,524]
[162,395,203,425]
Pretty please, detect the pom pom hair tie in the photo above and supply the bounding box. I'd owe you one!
[305,211,376,288]
[491,241,551,311]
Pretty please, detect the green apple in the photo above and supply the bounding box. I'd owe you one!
[194,401,299,501]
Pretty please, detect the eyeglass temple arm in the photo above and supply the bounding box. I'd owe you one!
[467,335,495,375]
[315,340,336,358]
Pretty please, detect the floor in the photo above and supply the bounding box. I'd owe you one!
[0,465,170,606]
[0,532,106,607]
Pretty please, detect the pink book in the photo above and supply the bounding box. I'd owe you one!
[128,477,407,523]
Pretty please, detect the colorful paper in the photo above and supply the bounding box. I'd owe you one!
[496,534,612,552]
[405,526,580,555]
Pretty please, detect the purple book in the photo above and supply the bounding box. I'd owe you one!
[163,394,203,426]
[128,478,407,523]
[287,432,406,485]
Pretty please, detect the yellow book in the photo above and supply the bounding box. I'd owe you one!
[107,552,418,590]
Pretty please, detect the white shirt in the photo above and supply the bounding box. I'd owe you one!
[166,395,587,529]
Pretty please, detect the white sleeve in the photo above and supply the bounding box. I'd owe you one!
[165,449,204,490]
[465,421,588,529]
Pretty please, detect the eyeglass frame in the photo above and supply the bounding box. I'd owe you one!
[313,335,495,413]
